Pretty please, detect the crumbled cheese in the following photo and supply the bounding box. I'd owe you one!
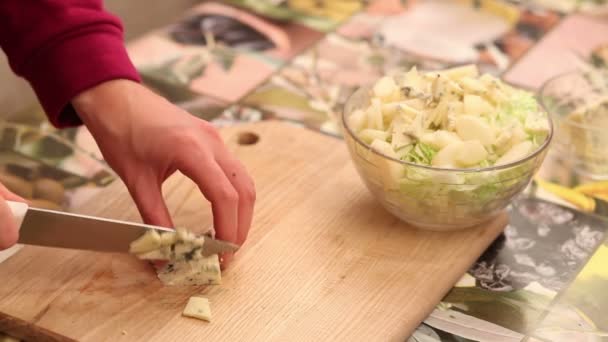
[130,228,222,286]
[129,230,161,254]
[182,297,212,322]
[158,254,221,286]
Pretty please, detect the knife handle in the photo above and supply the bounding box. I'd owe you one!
[6,200,28,231]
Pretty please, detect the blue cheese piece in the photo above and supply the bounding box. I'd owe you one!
[182,297,211,322]
[160,232,177,246]
[174,243,194,258]
[129,230,161,254]
[176,227,196,243]
[157,254,221,286]
[131,227,222,286]
[136,246,172,261]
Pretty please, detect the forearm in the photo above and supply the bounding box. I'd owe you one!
[0,0,141,128]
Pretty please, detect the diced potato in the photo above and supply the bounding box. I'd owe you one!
[459,77,487,94]
[371,139,397,158]
[408,112,425,140]
[464,95,494,116]
[479,73,498,86]
[129,230,162,254]
[403,98,425,110]
[495,141,533,165]
[401,66,424,90]
[366,99,384,130]
[445,78,464,96]
[510,125,527,145]
[429,99,449,127]
[432,142,465,168]
[455,116,496,146]
[421,130,462,150]
[398,102,421,119]
[373,76,398,100]
[359,129,389,144]
[391,118,413,149]
[454,141,488,167]
[494,129,513,150]
[382,102,400,118]
[182,297,212,322]
[384,99,425,119]
[348,109,367,132]
[389,87,403,102]
[442,64,479,81]
[448,101,465,116]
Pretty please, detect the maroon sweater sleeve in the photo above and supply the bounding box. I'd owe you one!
[0,0,141,128]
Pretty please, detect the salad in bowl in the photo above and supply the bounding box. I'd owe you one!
[342,64,552,230]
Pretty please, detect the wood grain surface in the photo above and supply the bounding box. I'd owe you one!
[0,121,507,342]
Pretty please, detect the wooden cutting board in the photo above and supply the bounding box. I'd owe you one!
[0,121,507,342]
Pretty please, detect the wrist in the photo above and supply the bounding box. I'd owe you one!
[72,79,139,137]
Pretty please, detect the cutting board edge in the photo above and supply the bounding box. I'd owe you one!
[0,310,76,342]
[404,212,510,336]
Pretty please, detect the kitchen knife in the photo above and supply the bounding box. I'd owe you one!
[7,200,239,256]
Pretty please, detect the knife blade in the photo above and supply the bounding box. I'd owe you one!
[7,200,239,256]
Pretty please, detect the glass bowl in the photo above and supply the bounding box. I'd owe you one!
[539,70,608,180]
[341,85,553,231]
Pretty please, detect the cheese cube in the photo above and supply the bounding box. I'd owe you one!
[182,297,212,322]
[158,254,222,286]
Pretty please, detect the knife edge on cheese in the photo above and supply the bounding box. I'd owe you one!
[7,200,235,286]
[7,201,236,324]
[129,228,223,286]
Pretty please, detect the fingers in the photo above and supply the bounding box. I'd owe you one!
[178,155,239,267]
[177,154,239,245]
[127,172,174,228]
[215,156,256,245]
[0,198,18,250]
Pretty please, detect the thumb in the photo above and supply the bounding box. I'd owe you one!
[0,198,19,250]
[127,175,174,229]
[0,182,27,203]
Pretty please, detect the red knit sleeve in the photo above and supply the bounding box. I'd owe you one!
[0,0,141,128]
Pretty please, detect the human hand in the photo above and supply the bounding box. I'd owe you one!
[0,182,27,250]
[72,80,256,265]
